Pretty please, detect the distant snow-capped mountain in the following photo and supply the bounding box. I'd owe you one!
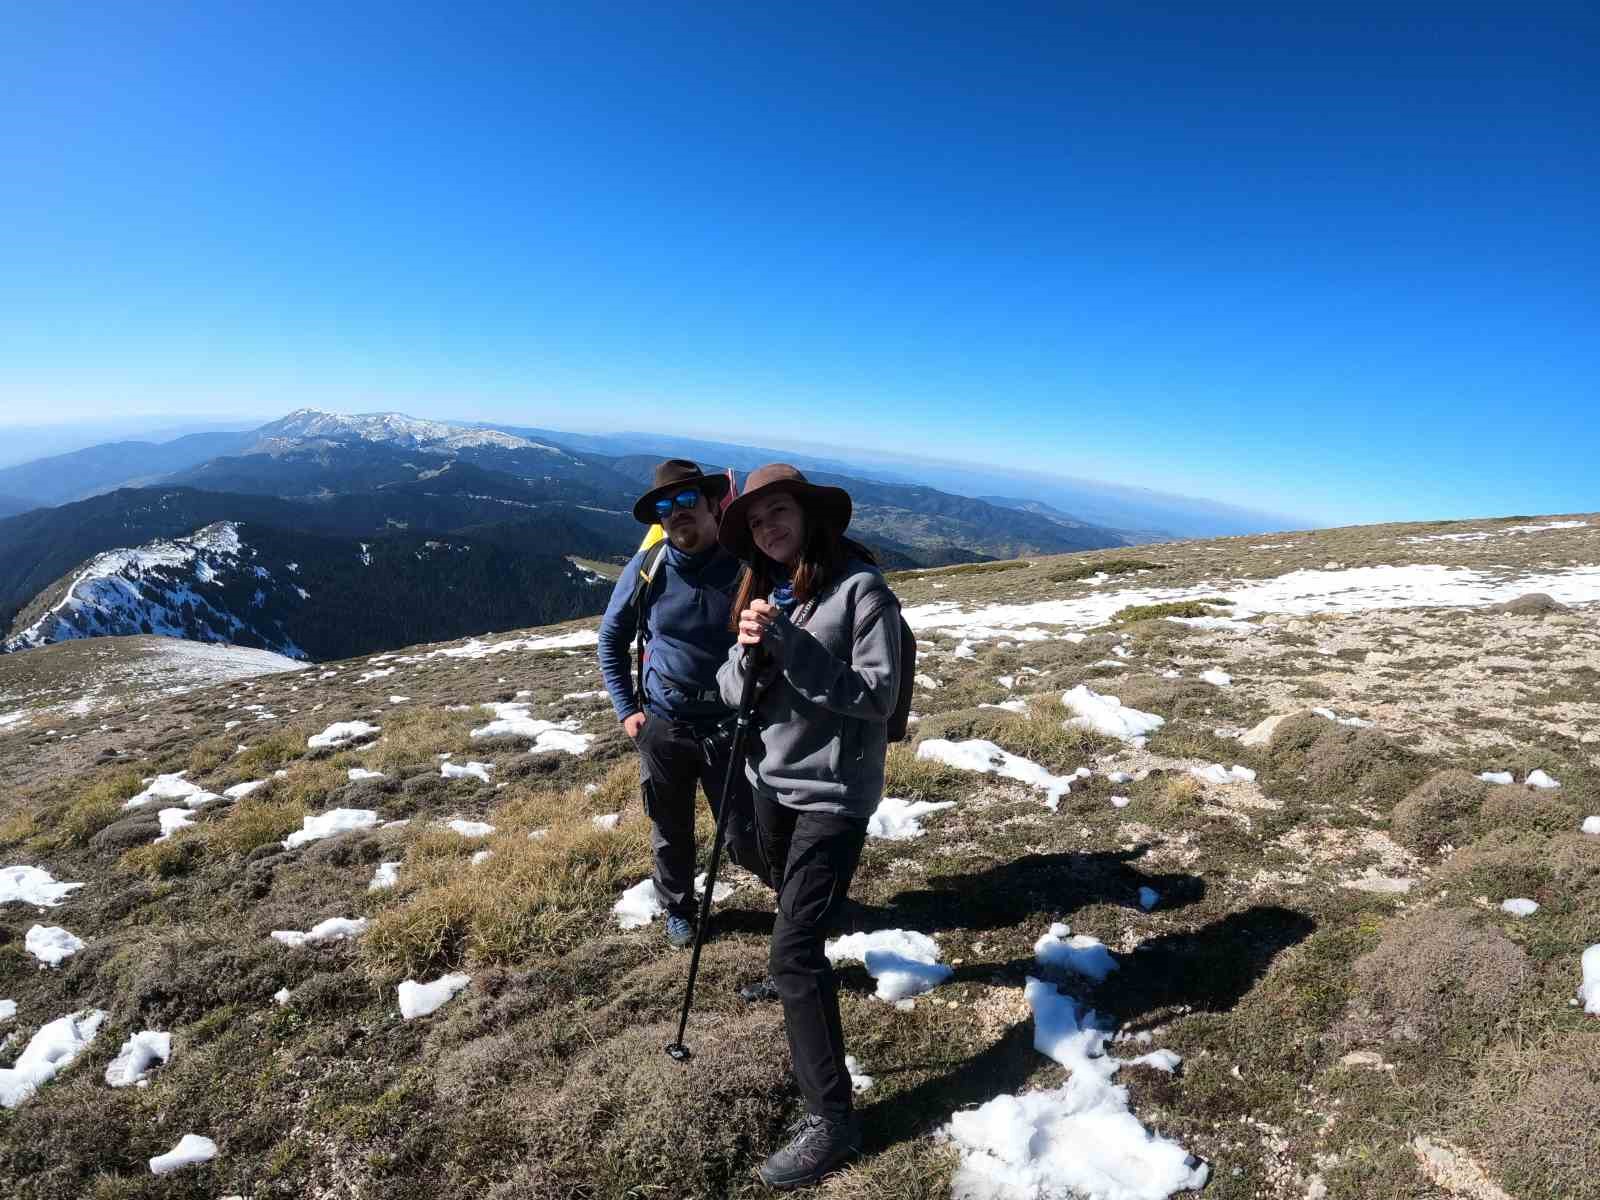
[246,409,576,459]
[5,522,311,657]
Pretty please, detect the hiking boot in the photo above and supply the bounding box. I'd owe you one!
[665,914,696,950]
[737,975,781,1003]
[758,1112,861,1190]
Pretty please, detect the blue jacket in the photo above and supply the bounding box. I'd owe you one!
[597,541,743,723]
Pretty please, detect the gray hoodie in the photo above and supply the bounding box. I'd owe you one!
[716,559,900,819]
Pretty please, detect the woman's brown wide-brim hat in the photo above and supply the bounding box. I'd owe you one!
[631,458,733,525]
[718,463,852,560]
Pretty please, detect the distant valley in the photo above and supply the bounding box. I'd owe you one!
[0,409,1133,661]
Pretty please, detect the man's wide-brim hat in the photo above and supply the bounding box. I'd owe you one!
[718,463,852,560]
[632,458,733,525]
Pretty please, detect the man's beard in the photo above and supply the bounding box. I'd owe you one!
[669,520,703,549]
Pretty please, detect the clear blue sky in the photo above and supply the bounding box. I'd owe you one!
[3,3,1595,525]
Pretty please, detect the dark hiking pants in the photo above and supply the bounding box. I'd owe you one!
[752,785,868,1124]
[635,712,768,918]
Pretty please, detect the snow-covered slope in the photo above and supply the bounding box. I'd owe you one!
[4,522,309,657]
[247,409,573,459]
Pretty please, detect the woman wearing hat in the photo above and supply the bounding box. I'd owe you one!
[716,464,901,1190]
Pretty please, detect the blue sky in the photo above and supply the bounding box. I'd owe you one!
[3,3,1595,525]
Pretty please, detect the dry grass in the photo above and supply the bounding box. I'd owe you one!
[1466,1031,1600,1199]
[227,726,312,779]
[118,831,204,879]
[883,742,968,801]
[0,807,38,848]
[360,773,654,981]
[360,706,484,775]
[201,794,309,858]
[51,768,146,847]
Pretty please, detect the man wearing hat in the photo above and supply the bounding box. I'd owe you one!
[597,459,767,948]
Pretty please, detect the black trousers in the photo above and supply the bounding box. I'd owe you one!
[753,786,868,1123]
[635,712,768,918]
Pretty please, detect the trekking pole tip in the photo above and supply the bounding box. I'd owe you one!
[665,1042,692,1062]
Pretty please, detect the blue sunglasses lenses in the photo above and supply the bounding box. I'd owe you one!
[654,489,701,517]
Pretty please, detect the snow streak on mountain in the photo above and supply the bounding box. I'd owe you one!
[247,409,575,459]
[4,522,309,658]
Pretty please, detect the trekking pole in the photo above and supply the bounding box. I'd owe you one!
[666,649,763,1062]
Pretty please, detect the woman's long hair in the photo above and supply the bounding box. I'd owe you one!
[728,495,876,631]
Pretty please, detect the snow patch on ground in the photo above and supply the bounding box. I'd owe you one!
[868,796,958,840]
[369,862,401,891]
[1034,923,1119,983]
[1,865,85,907]
[471,702,594,754]
[307,720,381,750]
[150,1133,218,1175]
[398,973,471,1019]
[1061,685,1165,744]
[123,772,221,810]
[917,739,1077,810]
[1581,946,1600,1016]
[270,917,369,948]
[846,1054,875,1093]
[904,562,1600,644]
[825,929,952,1001]
[446,818,495,837]
[942,929,1206,1200]
[0,1009,106,1108]
[25,924,84,966]
[441,760,494,783]
[154,807,195,841]
[105,1030,172,1088]
[283,808,379,849]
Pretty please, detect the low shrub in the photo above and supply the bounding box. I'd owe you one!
[1112,599,1233,622]
[1476,784,1580,837]
[1047,558,1163,583]
[888,559,1029,582]
[1346,907,1527,1047]
[1389,770,1488,856]
[1267,712,1428,808]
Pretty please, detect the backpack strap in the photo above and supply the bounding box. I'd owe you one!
[630,541,671,709]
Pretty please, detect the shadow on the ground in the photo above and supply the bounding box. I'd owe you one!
[857,903,1316,1154]
[1089,903,1317,1031]
[844,845,1206,936]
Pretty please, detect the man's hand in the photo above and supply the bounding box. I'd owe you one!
[737,598,780,647]
[623,711,647,739]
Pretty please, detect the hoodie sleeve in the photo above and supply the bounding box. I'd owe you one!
[763,592,899,722]
[597,549,648,721]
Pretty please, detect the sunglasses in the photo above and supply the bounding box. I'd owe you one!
[653,488,703,519]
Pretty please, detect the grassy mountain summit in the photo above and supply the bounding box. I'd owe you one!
[1,512,1596,1199]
